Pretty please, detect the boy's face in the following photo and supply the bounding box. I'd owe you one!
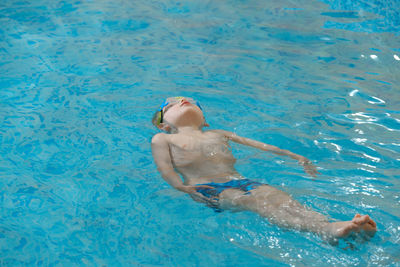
[161,97,205,128]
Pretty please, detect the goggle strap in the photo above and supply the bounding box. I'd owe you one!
[196,101,203,110]
[159,100,169,111]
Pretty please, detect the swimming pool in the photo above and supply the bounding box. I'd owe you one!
[1,0,399,265]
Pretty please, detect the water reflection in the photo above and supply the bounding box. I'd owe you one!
[359,54,400,62]
[361,153,380,162]
[351,138,367,144]
[349,89,358,96]
[359,163,376,170]
[367,96,385,105]
[342,181,382,197]
[330,112,400,133]
[344,112,378,123]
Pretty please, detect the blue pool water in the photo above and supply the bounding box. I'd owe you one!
[1,0,399,265]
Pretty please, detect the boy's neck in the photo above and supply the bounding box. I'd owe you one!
[176,126,202,134]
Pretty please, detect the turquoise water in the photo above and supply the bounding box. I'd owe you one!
[1,0,399,265]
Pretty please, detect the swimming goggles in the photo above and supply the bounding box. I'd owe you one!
[156,96,202,125]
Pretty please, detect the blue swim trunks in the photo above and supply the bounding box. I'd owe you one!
[195,179,264,212]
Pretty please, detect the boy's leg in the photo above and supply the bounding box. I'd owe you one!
[218,185,329,231]
[218,185,377,239]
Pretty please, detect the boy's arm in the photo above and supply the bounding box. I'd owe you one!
[151,133,186,190]
[214,130,319,177]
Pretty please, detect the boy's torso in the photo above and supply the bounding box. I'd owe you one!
[165,130,241,184]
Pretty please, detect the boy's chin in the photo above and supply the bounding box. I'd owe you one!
[179,109,203,120]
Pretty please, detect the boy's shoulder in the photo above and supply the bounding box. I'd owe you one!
[151,132,168,144]
[207,129,231,136]
[151,130,233,144]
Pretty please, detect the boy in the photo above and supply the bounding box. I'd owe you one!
[151,96,377,240]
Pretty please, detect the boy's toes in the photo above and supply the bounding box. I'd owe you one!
[352,214,369,225]
[352,214,377,236]
[363,223,376,232]
[368,218,377,228]
[364,220,377,236]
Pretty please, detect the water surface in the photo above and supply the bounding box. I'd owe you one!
[0,0,399,266]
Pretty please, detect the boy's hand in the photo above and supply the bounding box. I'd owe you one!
[177,185,218,206]
[298,157,320,178]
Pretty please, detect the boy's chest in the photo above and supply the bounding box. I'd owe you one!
[168,132,226,152]
[167,132,232,161]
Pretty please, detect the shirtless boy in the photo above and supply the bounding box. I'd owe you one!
[151,96,377,240]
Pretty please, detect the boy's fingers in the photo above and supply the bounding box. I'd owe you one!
[194,185,214,189]
[191,194,206,203]
[305,167,319,177]
[192,192,218,204]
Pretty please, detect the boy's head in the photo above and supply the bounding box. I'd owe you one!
[152,96,209,132]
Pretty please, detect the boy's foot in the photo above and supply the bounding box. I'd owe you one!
[328,214,377,238]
